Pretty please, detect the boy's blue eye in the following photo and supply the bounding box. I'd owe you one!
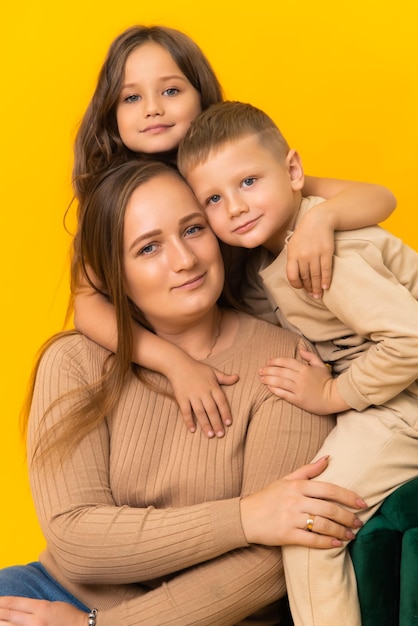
[242,177,256,188]
[208,195,221,205]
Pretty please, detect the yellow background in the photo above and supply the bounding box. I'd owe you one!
[1,1,417,566]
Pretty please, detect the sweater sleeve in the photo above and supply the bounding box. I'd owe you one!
[29,335,247,585]
[320,241,418,409]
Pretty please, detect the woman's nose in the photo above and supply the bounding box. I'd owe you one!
[170,240,197,271]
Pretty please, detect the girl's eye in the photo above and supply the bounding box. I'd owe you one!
[124,94,141,103]
[163,88,179,96]
[242,177,256,188]
[207,195,221,205]
[185,224,204,236]
[139,243,158,255]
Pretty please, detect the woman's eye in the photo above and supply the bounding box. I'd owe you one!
[185,224,204,236]
[242,177,256,188]
[139,243,157,255]
[124,94,141,103]
[163,88,179,96]
[207,195,221,205]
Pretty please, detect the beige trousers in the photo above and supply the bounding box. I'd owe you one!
[282,392,418,626]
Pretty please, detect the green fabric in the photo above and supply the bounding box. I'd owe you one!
[350,477,418,626]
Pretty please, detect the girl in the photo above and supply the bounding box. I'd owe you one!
[71,25,396,437]
[0,160,366,625]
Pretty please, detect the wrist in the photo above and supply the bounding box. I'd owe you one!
[311,200,337,232]
[328,378,350,413]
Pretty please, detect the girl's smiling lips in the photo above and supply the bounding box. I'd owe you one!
[233,216,261,234]
[141,123,175,133]
[172,273,206,290]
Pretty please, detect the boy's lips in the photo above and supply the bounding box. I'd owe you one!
[141,123,175,133]
[232,216,261,234]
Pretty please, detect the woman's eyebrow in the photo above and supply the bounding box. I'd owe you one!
[128,229,161,252]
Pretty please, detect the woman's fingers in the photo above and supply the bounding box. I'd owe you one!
[241,457,367,548]
[297,477,367,510]
[0,598,86,626]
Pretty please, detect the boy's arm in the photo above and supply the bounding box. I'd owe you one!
[74,287,238,437]
[262,235,418,412]
[289,177,396,297]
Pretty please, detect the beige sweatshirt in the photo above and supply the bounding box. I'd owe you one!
[28,312,333,625]
[242,196,418,411]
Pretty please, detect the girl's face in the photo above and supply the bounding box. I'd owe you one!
[116,42,202,155]
[123,173,224,333]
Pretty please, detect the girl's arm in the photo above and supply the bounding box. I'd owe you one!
[74,286,238,437]
[289,177,396,297]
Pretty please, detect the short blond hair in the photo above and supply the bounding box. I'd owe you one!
[177,101,290,176]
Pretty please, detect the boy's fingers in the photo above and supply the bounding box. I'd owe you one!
[287,259,304,288]
[320,256,333,290]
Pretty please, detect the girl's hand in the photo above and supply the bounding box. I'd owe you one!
[0,597,86,626]
[169,358,239,438]
[240,456,366,548]
[259,349,348,415]
[286,201,335,299]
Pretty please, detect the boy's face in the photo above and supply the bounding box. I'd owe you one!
[185,134,304,255]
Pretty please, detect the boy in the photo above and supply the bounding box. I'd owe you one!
[177,101,418,626]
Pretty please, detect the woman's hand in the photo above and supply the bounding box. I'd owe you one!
[240,456,366,548]
[286,201,335,299]
[168,357,239,438]
[0,597,87,626]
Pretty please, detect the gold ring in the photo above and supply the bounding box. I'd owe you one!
[305,516,314,531]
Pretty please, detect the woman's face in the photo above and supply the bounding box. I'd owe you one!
[116,42,202,155]
[123,173,224,332]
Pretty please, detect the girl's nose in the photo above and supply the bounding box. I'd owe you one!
[143,94,164,117]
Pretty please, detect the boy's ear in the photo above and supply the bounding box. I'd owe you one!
[286,149,304,191]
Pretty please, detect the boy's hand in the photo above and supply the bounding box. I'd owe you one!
[286,203,335,298]
[259,349,348,415]
[168,359,239,437]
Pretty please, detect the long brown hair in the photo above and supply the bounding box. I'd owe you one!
[26,161,192,462]
[73,25,223,208]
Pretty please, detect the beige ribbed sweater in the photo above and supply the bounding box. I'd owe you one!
[28,312,334,625]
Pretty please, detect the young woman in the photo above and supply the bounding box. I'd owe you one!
[70,25,397,437]
[0,161,366,625]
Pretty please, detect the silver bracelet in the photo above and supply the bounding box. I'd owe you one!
[88,608,98,626]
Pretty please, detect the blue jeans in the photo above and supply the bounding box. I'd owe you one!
[0,562,88,610]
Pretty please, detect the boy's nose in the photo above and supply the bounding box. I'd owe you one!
[227,197,249,218]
